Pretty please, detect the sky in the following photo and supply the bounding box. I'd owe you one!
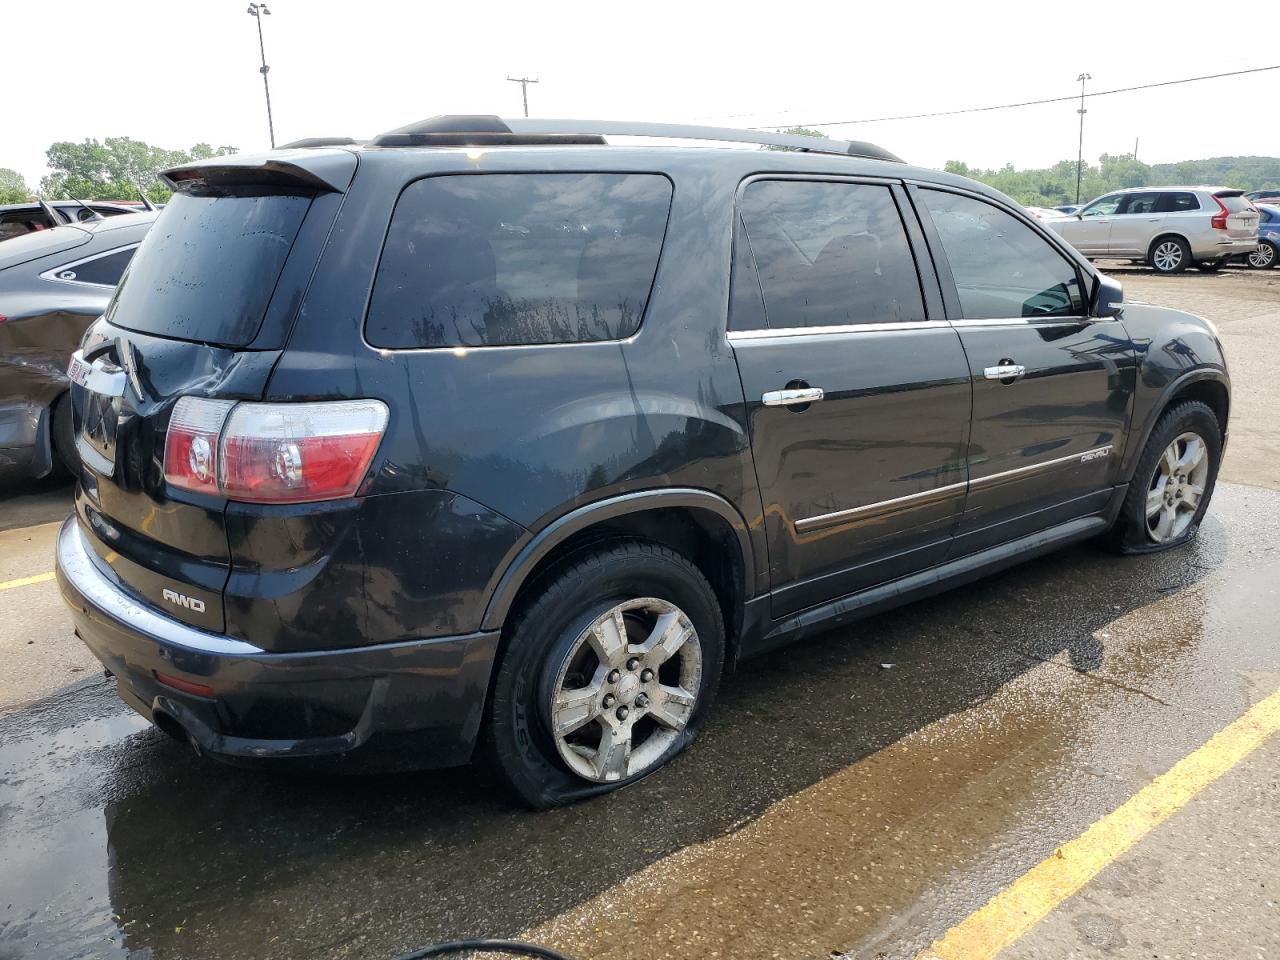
[5,0,1272,188]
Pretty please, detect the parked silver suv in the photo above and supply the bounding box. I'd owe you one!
[1048,186,1258,274]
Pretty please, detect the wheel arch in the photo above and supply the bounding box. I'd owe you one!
[1122,370,1230,482]
[480,488,756,659]
[1146,231,1191,264]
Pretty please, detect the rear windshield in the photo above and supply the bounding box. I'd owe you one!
[105,189,311,346]
[1216,194,1254,213]
[365,173,672,349]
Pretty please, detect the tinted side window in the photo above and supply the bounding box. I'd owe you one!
[1157,192,1199,213]
[737,180,924,329]
[919,189,1084,320]
[1119,193,1158,215]
[1081,194,1121,217]
[728,217,768,332]
[366,173,672,349]
[53,247,135,286]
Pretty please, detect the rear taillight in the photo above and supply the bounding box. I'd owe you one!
[164,397,235,494]
[162,397,388,504]
[1211,195,1230,230]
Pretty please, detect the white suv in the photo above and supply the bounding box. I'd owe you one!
[1048,186,1258,274]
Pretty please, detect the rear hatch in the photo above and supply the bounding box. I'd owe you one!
[68,152,354,633]
[1214,190,1259,239]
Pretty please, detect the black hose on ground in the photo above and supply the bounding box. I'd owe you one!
[392,939,574,960]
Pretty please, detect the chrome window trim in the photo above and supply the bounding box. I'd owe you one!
[795,480,967,534]
[949,316,1090,328]
[38,242,140,289]
[727,320,952,341]
[970,444,1113,491]
[792,444,1113,534]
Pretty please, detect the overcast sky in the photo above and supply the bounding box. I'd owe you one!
[6,0,1270,186]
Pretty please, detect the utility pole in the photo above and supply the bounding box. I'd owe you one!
[1075,72,1091,205]
[247,3,276,148]
[1133,137,1139,163]
[506,76,539,117]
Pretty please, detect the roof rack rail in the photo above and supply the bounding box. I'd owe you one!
[370,115,606,148]
[368,115,901,162]
[277,136,364,149]
[504,118,902,162]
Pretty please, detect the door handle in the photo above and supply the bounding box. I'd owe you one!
[983,363,1026,382]
[762,387,825,406]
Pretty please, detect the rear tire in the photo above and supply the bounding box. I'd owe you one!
[51,394,80,476]
[1106,401,1221,554]
[1149,236,1191,274]
[1246,242,1277,269]
[486,540,725,809]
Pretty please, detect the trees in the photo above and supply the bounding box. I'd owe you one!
[0,168,30,204]
[37,137,238,202]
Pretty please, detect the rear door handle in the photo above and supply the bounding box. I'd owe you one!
[983,363,1026,382]
[762,387,825,406]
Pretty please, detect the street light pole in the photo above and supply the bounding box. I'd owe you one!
[1075,72,1091,205]
[247,3,276,148]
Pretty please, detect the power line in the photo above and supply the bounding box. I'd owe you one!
[756,63,1280,129]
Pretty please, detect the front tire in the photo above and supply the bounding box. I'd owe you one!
[1149,237,1191,274]
[1107,401,1221,553]
[1246,242,1277,269]
[487,540,725,808]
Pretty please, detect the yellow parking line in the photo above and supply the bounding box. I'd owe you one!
[920,685,1280,960]
[0,571,55,592]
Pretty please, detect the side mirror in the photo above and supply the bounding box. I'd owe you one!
[1091,273,1123,318]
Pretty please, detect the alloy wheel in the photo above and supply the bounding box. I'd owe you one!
[548,597,702,783]
[1247,244,1275,269]
[1146,431,1210,543]
[1152,241,1184,272]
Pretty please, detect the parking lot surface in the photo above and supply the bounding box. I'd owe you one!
[1,267,1277,959]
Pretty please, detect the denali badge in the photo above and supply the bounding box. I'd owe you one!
[1080,446,1112,463]
[162,588,206,613]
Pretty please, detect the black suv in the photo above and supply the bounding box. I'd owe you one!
[56,117,1229,807]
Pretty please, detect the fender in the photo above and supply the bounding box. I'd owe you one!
[480,487,756,632]
[1121,367,1229,482]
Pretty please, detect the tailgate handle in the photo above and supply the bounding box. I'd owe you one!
[84,355,127,398]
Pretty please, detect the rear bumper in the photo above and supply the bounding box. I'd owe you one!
[55,515,500,770]
[1192,237,1257,259]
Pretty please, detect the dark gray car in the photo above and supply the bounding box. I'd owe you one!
[0,212,155,475]
[54,118,1228,808]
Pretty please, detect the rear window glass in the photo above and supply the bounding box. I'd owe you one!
[1217,194,1253,213]
[105,190,311,346]
[366,173,672,349]
[1156,192,1199,213]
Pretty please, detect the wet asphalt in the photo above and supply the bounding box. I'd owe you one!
[1,478,1277,959]
[2,269,1279,959]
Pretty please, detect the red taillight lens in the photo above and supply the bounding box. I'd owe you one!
[219,400,389,504]
[163,397,235,494]
[1211,195,1229,230]
[163,397,388,504]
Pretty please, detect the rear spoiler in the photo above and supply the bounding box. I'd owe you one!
[160,148,357,194]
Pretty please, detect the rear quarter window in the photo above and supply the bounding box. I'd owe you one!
[365,173,672,349]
